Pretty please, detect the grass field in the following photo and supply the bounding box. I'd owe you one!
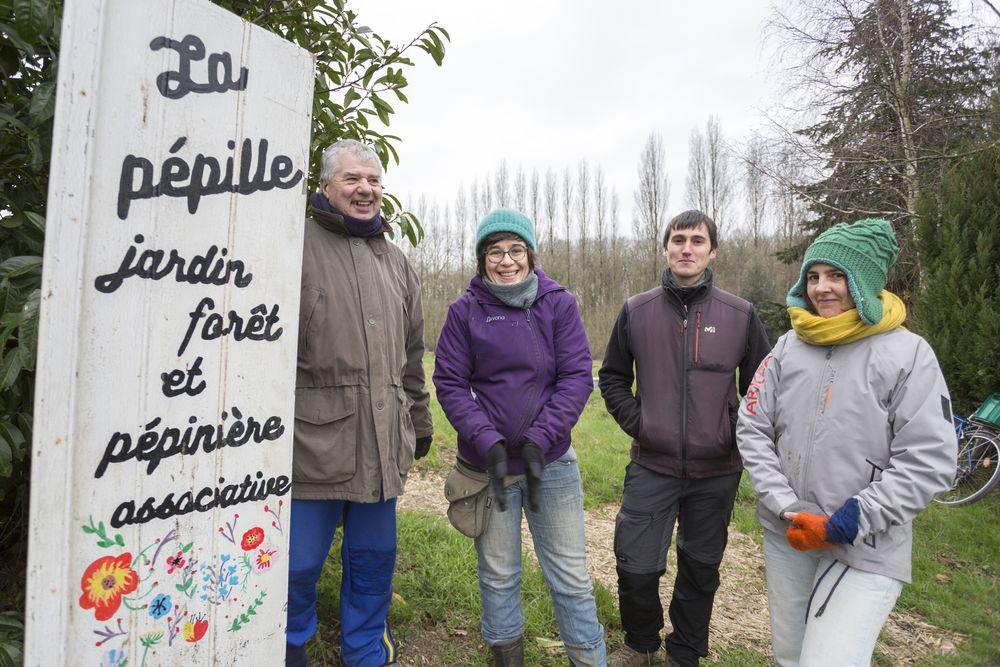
[308,356,999,665]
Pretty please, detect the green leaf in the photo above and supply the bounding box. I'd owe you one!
[12,0,47,42]
[23,211,45,232]
[0,434,12,477]
[27,81,54,124]
[0,349,22,391]
[0,256,41,279]
[0,422,25,463]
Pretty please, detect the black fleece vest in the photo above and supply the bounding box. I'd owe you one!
[627,285,753,478]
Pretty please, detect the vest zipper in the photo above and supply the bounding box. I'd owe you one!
[682,304,689,477]
[694,311,702,365]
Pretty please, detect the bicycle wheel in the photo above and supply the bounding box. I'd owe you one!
[935,431,1000,505]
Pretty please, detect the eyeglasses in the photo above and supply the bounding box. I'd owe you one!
[485,245,528,264]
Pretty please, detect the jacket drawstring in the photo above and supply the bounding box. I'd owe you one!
[814,563,850,618]
[804,560,850,624]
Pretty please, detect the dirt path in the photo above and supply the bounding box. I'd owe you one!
[400,469,965,665]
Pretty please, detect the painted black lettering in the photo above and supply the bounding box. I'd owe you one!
[150,34,248,100]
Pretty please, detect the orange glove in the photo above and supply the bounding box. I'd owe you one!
[784,512,835,551]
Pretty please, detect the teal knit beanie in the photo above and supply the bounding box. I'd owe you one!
[475,208,536,252]
[787,218,899,325]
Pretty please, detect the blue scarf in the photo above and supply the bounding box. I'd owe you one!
[309,192,384,237]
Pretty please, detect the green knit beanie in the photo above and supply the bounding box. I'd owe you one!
[475,208,536,252]
[787,218,899,325]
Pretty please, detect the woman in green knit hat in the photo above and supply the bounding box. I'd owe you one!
[736,218,957,666]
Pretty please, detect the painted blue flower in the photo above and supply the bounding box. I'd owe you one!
[102,648,126,667]
[148,593,172,619]
[229,575,240,585]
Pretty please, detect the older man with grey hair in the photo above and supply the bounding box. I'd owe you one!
[285,139,433,667]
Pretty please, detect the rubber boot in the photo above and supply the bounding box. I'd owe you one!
[491,636,524,667]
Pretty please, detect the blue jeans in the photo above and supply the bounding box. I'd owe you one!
[287,498,397,667]
[763,530,903,667]
[475,447,607,666]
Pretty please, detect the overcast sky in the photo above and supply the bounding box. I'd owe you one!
[359,0,784,222]
[358,1,997,227]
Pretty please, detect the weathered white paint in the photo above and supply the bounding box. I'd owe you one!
[25,1,313,664]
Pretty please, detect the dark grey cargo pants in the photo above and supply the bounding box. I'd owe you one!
[614,462,740,667]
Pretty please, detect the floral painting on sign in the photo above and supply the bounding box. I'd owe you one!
[80,500,285,665]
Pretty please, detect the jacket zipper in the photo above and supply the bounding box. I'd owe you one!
[507,307,542,447]
[694,311,702,365]
[801,346,834,492]
[681,304,689,477]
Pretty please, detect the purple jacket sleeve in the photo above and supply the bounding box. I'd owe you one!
[432,298,505,460]
[522,292,594,454]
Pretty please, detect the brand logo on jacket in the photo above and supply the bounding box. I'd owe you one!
[485,315,505,323]
[703,326,716,333]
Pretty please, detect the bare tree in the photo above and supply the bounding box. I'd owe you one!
[529,168,541,241]
[576,160,591,291]
[634,132,671,285]
[481,178,494,215]
[455,187,469,273]
[513,165,527,212]
[685,116,735,235]
[744,132,770,246]
[562,166,574,286]
[543,168,558,255]
[593,166,609,304]
[494,160,510,207]
[469,180,482,226]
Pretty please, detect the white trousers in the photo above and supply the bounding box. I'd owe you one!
[763,530,903,667]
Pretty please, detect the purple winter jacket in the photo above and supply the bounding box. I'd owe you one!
[433,269,593,475]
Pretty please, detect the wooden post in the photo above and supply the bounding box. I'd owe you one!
[25,1,313,663]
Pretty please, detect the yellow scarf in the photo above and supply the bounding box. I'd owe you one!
[788,290,906,345]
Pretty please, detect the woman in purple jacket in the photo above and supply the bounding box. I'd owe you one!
[434,209,607,667]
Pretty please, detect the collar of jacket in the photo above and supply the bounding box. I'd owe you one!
[311,208,393,254]
[468,268,563,306]
[661,268,713,307]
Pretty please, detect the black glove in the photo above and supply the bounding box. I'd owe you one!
[414,435,432,460]
[486,442,508,512]
[521,441,545,513]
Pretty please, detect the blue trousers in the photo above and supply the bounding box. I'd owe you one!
[287,497,397,667]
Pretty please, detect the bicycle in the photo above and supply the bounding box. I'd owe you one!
[934,393,1000,506]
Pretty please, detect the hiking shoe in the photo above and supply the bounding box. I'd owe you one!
[663,651,682,667]
[608,644,659,666]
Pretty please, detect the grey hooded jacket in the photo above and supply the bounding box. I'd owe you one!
[736,326,956,582]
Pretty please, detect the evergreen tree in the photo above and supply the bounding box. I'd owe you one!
[775,0,997,293]
[916,142,1000,414]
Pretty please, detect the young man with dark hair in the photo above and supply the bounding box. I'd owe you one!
[599,210,771,666]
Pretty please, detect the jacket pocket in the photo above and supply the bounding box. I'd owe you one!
[293,386,358,483]
[395,386,416,477]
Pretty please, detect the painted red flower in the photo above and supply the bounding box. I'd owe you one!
[78,553,139,621]
[165,550,185,574]
[182,615,209,642]
[240,527,265,551]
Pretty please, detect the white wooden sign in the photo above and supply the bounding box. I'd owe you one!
[25,1,313,664]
